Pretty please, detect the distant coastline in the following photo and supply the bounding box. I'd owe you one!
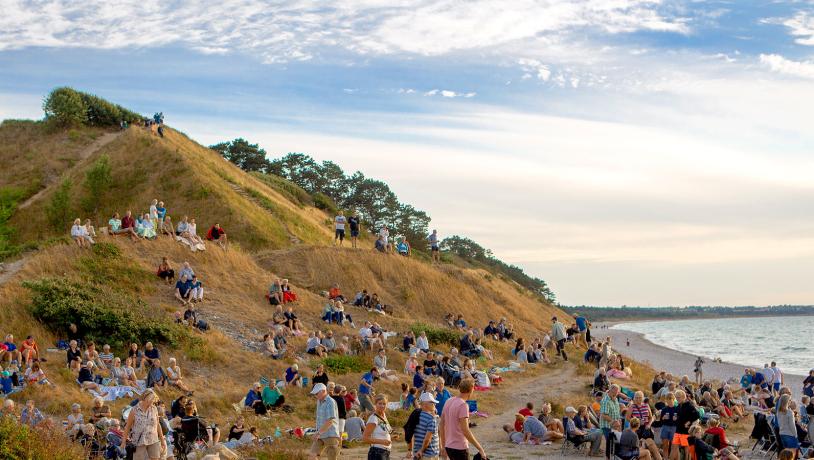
[562,304,814,323]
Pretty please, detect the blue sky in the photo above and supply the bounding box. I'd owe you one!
[3,0,814,306]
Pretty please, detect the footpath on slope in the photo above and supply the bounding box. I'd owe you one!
[342,365,580,460]
[18,130,124,210]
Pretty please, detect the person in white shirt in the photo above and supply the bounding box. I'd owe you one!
[334,211,347,246]
[378,226,390,252]
[416,332,430,354]
[770,361,783,394]
[71,218,94,248]
[359,322,383,350]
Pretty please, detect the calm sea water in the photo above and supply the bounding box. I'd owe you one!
[613,316,814,376]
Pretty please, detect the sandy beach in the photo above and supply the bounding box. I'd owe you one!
[591,322,805,397]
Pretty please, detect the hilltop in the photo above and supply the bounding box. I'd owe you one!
[0,90,575,458]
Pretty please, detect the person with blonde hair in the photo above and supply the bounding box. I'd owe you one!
[71,218,94,247]
[363,394,392,460]
[166,357,191,392]
[777,394,799,450]
[123,389,167,460]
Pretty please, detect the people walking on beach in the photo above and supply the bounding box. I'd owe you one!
[439,378,486,460]
[770,361,783,395]
[694,357,704,385]
[551,316,568,361]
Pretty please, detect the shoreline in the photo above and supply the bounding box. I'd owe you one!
[591,322,804,397]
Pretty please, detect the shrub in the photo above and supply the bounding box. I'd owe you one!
[81,155,113,213]
[319,355,371,374]
[42,87,87,127]
[80,93,122,127]
[410,323,461,347]
[0,415,84,459]
[45,179,72,231]
[312,192,338,213]
[0,187,24,259]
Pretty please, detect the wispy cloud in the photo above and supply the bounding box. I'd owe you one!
[0,0,689,63]
[760,53,814,79]
[767,11,814,46]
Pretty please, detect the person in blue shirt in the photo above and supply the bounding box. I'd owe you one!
[575,315,588,347]
[285,364,303,387]
[413,367,425,389]
[435,378,451,415]
[143,342,160,368]
[752,369,766,389]
[3,334,22,364]
[244,382,267,415]
[740,369,753,391]
[175,275,193,305]
[454,315,467,330]
[358,368,379,413]
[484,321,500,339]
[397,238,410,256]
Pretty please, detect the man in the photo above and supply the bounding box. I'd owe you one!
[483,321,499,340]
[694,357,705,385]
[429,229,440,262]
[358,367,379,414]
[310,383,340,460]
[378,226,390,252]
[770,361,783,394]
[20,335,42,364]
[600,384,622,459]
[175,275,193,305]
[413,392,441,459]
[334,211,346,246]
[183,304,198,327]
[143,342,160,368]
[348,212,361,249]
[760,364,775,392]
[3,334,21,364]
[575,315,588,348]
[564,406,603,455]
[551,316,568,361]
[522,415,559,443]
[375,235,386,252]
[439,378,486,460]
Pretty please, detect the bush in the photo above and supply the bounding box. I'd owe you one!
[410,323,461,347]
[319,355,371,374]
[0,415,84,459]
[81,155,113,213]
[45,179,72,231]
[0,187,24,259]
[312,192,338,213]
[42,87,87,127]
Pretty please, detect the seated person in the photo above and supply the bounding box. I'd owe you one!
[328,284,346,302]
[459,332,481,358]
[188,276,204,302]
[321,330,337,353]
[143,342,160,368]
[146,359,168,388]
[402,331,416,353]
[244,383,267,415]
[262,383,286,410]
[284,364,303,387]
[416,332,430,354]
[20,336,42,364]
[312,364,330,386]
[423,352,440,376]
[284,307,302,332]
[454,315,467,329]
[175,275,193,305]
[564,406,603,455]
[690,424,739,460]
[71,218,94,248]
[374,236,386,252]
[83,342,104,369]
[359,322,384,350]
[166,358,191,392]
[617,418,651,460]
[89,397,112,425]
[180,401,220,447]
[484,321,500,339]
[156,257,175,284]
[306,332,328,357]
[66,340,82,372]
[404,353,419,375]
[704,417,730,449]
[271,305,288,330]
[281,279,297,303]
[83,219,97,239]
[24,362,51,386]
[161,215,175,236]
[268,279,283,305]
[538,403,565,434]
[206,223,228,249]
[503,423,527,444]
[77,362,107,396]
[594,367,610,393]
[522,415,562,443]
[99,344,114,369]
[108,212,139,241]
[396,239,410,256]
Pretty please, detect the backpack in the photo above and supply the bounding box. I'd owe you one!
[403,408,422,445]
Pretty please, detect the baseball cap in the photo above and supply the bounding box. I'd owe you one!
[565,406,577,414]
[310,383,327,395]
[419,392,439,404]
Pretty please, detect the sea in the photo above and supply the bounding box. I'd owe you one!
[613,316,814,376]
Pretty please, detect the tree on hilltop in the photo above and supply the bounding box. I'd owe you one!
[210,138,271,172]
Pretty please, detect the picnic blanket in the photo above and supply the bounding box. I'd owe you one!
[89,383,145,401]
[176,235,206,252]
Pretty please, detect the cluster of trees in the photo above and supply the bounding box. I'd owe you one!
[562,305,814,321]
[42,87,142,128]
[212,139,557,304]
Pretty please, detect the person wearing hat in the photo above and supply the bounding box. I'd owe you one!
[564,406,603,456]
[310,382,340,460]
[412,392,441,459]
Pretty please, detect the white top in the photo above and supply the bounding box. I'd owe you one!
[770,366,783,384]
[359,327,373,339]
[416,336,429,350]
[71,224,87,237]
[188,223,198,236]
[67,413,83,429]
[149,205,158,219]
[167,366,180,380]
[366,414,391,450]
[335,215,346,230]
[379,228,389,242]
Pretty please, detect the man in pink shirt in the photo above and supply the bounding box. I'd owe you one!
[439,378,486,460]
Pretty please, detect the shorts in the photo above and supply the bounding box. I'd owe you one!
[133,442,162,460]
[431,245,439,252]
[351,229,359,237]
[310,437,340,460]
[335,229,345,240]
[773,383,781,392]
[359,393,374,412]
[444,447,470,460]
[660,425,676,442]
[672,433,689,447]
[780,435,799,449]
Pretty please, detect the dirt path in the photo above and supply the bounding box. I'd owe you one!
[342,364,584,460]
[18,130,124,210]
[0,257,27,286]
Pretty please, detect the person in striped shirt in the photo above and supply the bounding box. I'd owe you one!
[413,393,440,459]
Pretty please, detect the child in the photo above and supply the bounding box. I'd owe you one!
[413,366,425,389]
[0,370,12,394]
[403,387,417,410]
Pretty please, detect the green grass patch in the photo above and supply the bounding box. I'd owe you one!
[250,172,313,208]
[318,355,371,374]
[0,410,85,459]
[410,323,461,347]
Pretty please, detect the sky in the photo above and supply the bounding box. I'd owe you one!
[2,1,814,307]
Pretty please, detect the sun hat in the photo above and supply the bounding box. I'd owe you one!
[419,393,439,404]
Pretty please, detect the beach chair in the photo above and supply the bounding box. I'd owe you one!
[560,417,588,457]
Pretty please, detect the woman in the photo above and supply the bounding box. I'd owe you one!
[803,370,814,398]
[141,213,157,239]
[83,219,97,239]
[166,358,191,392]
[110,358,128,386]
[362,394,392,460]
[71,218,94,248]
[122,357,139,387]
[404,353,419,375]
[268,279,283,305]
[688,425,740,460]
[90,397,112,425]
[312,364,330,386]
[24,362,50,386]
[777,394,799,450]
[156,257,174,284]
[284,306,302,332]
[402,331,416,354]
[280,279,296,302]
[160,215,175,236]
[626,391,662,460]
[123,389,167,460]
[658,391,678,460]
[373,349,398,382]
[228,415,246,442]
[84,342,104,370]
[188,218,205,246]
[66,340,82,372]
[149,199,159,229]
[669,390,699,460]
[262,334,280,359]
[109,212,139,241]
[128,343,145,371]
[66,403,84,437]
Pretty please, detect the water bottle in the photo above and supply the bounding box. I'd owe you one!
[274,426,282,438]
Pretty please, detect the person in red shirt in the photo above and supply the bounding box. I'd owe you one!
[704,417,729,448]
[328,284,346,302]
[206,223,229,250]
[119,211,140,241]
[21,335,43,364]
[515,402,534,432]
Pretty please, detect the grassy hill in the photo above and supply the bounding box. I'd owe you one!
[0,111,570,458]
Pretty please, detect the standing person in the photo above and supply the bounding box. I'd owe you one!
[600,385,622,460]
[771,361,783,395]
[331,386,348,437]
[413,393,441,459]
[439,378,486,460]
[668,390,699,460]
[334,211,347,247]
[379,226,390,252]
[122,389,167,460]
[776,394,798,450]
[429,229,440,263]
[551,316,568,361]
[574,315,588,348]
[310,383,340,460]
[363,394,392,460]
[358,368,379,416]
[694,357,704,386]
[348,212,361,249]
